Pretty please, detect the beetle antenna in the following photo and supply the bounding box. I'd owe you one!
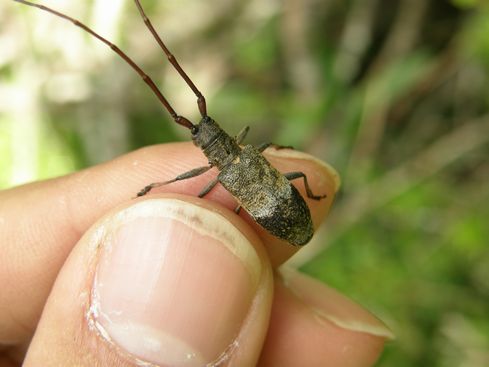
[12,0,196,130]
[133,0,207,118]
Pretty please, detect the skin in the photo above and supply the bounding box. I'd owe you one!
[0,142,389,366]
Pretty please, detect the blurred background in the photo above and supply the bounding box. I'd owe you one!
[1,0,489,365]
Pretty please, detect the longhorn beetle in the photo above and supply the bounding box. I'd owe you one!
[13,0,327,246]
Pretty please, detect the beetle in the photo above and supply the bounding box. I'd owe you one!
[13,0,326,246]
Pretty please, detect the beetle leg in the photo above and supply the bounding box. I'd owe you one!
[257,142,294,153]
[198,178,241,211]
[198,177,219,198]
[284,172,327,200]
[136,165,212,197]
[257,142,271,152]
[235,126,250,144]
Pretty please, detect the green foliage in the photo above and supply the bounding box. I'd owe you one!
[305,180,489,366]
[464,5,489,68]
[451,0,479,9]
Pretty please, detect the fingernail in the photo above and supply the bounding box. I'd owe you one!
[265,149,341,193]
[89,198,262,366]
[279,267,394,340]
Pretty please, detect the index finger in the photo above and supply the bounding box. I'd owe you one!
[0,142,338,344]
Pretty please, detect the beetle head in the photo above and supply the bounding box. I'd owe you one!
[191,116,223,149]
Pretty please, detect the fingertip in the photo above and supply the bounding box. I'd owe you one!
[279,268,394,340]
[258,269,391,367]
[1,141,339,351]
[25,194,274,366]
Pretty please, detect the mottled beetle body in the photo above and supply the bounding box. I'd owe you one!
[218,146,314,246]
[194,117,314,246]
[14,0,326,246]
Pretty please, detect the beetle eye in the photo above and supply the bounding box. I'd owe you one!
[191,126,199,135]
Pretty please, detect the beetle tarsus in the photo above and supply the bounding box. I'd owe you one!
[137,185,152,197]
[284,171,326,201]
[257,142,294,153]
[136,165,212,197]
[198,178,218,198]
[235,126,250,144]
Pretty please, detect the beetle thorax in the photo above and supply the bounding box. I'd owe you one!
[192,116,241,170]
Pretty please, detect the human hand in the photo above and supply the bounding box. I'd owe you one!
[0,142,393,366]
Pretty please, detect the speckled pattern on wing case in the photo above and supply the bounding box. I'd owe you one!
[218,145,314,246]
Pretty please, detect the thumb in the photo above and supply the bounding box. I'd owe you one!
[24,195,273,366]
